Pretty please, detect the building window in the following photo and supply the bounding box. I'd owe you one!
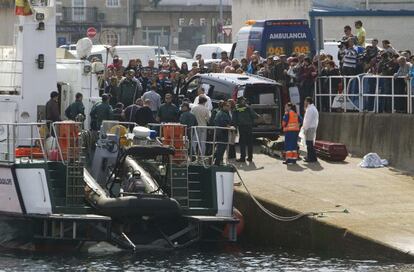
[72,0,85,21]
[106,0,120,7]
[142,26,170,48]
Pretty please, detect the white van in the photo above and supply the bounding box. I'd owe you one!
[193,43,233,60]
[147,46,168,56]
[87,45,158,66]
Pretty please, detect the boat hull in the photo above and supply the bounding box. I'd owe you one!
[0,213,81,252]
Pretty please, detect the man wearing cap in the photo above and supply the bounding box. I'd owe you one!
[232,97,259,162]
[112,55,124,70]
[90,94,113,131]
[46,91,61,131]
[118,69,142,107]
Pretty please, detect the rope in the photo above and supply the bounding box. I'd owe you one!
[233,167,348,222]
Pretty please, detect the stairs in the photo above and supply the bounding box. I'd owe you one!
[170,165,189,208]
[188,171,203,208]
[47,161,67,208]
[47,161,92,214]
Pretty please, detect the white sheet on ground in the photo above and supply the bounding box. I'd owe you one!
[359,153,389,168]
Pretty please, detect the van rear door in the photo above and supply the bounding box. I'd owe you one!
[243,83,282,138]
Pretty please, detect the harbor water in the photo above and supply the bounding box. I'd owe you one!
[0,245,413,272]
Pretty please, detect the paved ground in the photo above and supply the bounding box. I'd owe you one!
[233,146,414,256]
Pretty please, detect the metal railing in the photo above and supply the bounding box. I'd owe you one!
[0,123,48,163]
[190,126,236,167]
[315,74,413,114]
[51,122,83,163]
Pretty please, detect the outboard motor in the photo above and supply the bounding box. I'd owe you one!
[91,130,120,185]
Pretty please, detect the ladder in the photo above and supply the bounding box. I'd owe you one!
[166,124,190,208]
[188,171,203,208]
[170,156,189,208]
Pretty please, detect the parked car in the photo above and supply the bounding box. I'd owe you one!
[178,73,282,138]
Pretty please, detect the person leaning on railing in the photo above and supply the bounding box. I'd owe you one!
[408,56,414,95]
[393,56,412,113]
[377,52,399,113]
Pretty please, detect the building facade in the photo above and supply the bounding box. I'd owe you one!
[57,0,232,54]
[56,0,134,46]
[135,0,232,54]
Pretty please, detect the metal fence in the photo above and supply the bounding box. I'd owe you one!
[315,74,413,114]
[0,123,48,163]
[190,126,236,167]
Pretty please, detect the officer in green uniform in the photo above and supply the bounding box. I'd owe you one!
[214,101,231,166]
[65,92,85,121]
[157,93,179,123]
[232,97,259,162]
[118,69,142,107]
[90,94,113,131]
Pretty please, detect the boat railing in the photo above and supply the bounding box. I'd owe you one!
[189,126,236,168]
[146,123,236,167]
[0,123,48,163]
[51,121,83,164]
[148,123,190,163]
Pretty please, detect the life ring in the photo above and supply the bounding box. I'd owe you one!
[223,208,245,239]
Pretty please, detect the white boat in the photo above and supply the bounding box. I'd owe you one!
[0,1,241,251]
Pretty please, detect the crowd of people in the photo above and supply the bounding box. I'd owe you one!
[89,20,414,118]
[47,19,414,165]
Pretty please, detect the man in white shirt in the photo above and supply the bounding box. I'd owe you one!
[193,85,213,111]
[302,97,319,163]
[191,95,211,157]
[142,84,161,118]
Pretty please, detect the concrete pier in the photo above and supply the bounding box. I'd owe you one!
[234,150,414,260]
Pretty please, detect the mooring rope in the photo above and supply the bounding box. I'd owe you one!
[233,167,348,222]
